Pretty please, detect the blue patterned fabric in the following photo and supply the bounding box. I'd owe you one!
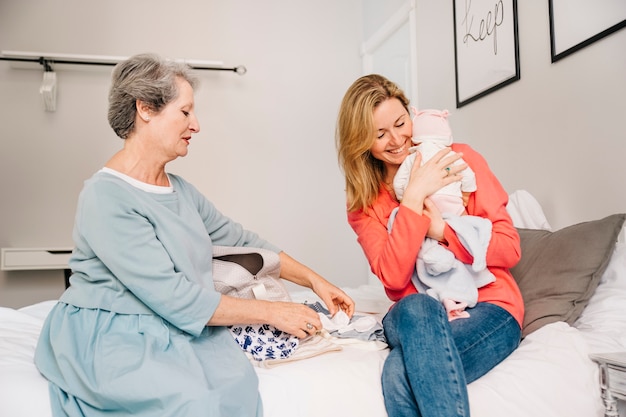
[229,324,299,361]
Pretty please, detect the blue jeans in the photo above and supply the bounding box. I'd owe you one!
[381,294,521,417]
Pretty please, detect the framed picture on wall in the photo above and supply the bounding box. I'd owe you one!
[453,0,520,108]
[549,0,626,63]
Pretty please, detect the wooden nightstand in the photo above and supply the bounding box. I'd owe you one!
[590,352,626,417]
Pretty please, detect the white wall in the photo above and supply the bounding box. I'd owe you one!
[414,1,626,230]
[0,0,367,308]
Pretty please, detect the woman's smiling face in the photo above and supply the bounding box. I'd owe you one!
[369,98,412,169]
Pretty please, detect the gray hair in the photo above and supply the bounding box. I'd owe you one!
[107,53,199,139]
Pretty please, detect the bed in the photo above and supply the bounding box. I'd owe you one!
[1,190,625,417]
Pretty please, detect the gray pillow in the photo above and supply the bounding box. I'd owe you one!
[511,213,626,337]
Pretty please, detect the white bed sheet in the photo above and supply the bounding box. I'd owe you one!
[0,287,613,417]
[0,300,56,417]
[1,190,625,417]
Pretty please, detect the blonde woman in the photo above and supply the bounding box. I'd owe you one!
[336,74,523,417]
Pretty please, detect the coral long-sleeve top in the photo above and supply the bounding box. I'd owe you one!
[348,144,524,326]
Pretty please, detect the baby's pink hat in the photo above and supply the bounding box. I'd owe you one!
[412,108,453,143]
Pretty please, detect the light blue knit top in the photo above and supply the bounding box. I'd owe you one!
[60,171,280,337]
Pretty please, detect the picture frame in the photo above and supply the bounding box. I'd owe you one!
[549,0,626,63]
[453,0,520,108]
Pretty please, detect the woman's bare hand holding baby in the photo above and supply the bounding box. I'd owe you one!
[400,148,467,216]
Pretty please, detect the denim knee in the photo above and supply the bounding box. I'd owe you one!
[383,294,446,344]
[388,293,444,320]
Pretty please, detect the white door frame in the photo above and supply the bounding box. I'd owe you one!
[361,0,419,107]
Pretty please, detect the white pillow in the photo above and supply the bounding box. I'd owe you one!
[506,189,552,230]
[575,240,626,353]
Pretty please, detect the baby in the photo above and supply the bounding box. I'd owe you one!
[393,108,476,215]
[389,108,494,320]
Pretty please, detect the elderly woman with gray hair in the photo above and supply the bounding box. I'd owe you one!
[34,53,353,417]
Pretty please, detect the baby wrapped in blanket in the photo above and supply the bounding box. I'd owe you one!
[391,108,494,320]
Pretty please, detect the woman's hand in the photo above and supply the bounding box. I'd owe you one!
[209,296,323,339]
[266,301,324,339]
[278,252,355,318]
[400,148,467,214]
[269,285,354,337]
[310,278,355,318]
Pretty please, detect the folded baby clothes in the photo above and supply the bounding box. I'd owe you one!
[306,302,386,343]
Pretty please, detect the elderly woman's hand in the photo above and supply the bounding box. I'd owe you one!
[209,296,323,339]
[267,281,355,337]
[278,251,355,319]
[310,278,355,318]
[267,301,324,338]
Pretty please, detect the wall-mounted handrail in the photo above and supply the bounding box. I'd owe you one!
[0,50,247,75]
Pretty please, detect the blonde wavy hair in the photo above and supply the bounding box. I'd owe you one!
[335,74,410,212]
